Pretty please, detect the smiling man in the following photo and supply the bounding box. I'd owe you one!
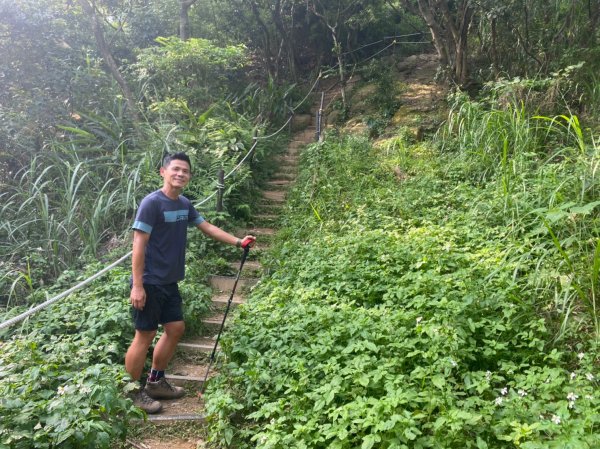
[125,152,255,414]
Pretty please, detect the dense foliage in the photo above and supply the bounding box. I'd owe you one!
[1,0,600,447]
[0,257,217,448]
[205,95,599,447]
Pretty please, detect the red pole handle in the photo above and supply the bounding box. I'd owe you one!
[241,236,254,249]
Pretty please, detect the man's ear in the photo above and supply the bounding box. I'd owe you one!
[159,166,165,177]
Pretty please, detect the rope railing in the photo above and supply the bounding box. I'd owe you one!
[0,252,132,331]
[341,32,426,56]
[0,70,325,332]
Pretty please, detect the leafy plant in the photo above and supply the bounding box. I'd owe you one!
[205,126,600,448]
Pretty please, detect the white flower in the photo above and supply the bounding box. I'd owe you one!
[449,358,457,367]
[57,386,66,396]
[551,414,561,425]
[485,371,492,381]
[577,352,585,360]
[416,316,423,325]
[34,423,42,430]
[570,372,577,380]
[80,385,92,395]
[567,392,578,402]
[500,387,508,396]
[567,392,578,408]
[494,397,503,406]
[518,389,527,397]
[586,373,594,381]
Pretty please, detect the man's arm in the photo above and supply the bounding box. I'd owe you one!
[197,221,255,248]
[130,230,150,310]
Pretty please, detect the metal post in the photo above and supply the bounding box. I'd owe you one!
[287,101,293,136]
[216,169,224,212]
[316,91,324,142]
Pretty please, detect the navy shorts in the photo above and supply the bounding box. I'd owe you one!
[131,283,183,331]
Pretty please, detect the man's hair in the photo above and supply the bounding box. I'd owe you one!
[162,152,192,172]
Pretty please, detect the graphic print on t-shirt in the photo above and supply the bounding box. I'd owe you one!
[163,210,189,223]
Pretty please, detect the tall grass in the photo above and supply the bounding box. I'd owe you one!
[0,127,163,305]
[437,93,600,340]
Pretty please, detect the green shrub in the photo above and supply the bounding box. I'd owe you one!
[205,128,599,448]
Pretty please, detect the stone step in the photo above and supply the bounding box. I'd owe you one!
[252,212,279,219]
[269,172,295,181]
[178,336,219,353]
[286,143,306,152]
[165,373,208,383]
[267,179,292,186]
[262,190,286,202]
[274,164,298,174]
[265,180,292,191]
[141,362,213,422]
[276,155,300,164]
[208,275,259,292]
[201,313,229,333]
[243,227,276,236]
[250,214,279,226]
[211,292,244,307]
[228,259,263,276]
[256,205,283,217]
[146,413,206,423]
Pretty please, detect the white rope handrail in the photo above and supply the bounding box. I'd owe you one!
[291,72,322,112]
[0,252,132,331]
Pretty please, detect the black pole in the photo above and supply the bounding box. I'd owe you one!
[199,246,250,395]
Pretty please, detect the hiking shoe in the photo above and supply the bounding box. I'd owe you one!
[145,377,185,400]
[132,389,162,414]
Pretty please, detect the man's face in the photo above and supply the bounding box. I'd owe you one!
[160,159,191,190]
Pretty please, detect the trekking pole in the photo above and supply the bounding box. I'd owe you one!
[199,237,253,395]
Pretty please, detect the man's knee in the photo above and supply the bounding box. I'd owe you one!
[163,321,185,339]
[133,329,157,347]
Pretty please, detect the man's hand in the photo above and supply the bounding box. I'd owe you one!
[130,285,146,310]
[240,235,256,248]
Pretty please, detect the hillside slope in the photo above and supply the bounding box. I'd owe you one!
[203,55,600,449]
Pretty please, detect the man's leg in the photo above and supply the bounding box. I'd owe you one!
[125,329,163,414]
[145,320,186,400]
[151,320,185,370]
[125,329,157,381]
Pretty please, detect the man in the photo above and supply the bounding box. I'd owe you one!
[125,152,255,414]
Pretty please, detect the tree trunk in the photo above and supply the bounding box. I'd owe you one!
[78,0,140,123]
[180,0,197,40]
[402,0,473,85]
[413,0,450,66]
[248,0,275,78]
[490,16,499,77]
[454,1,472,84]
[272,0,298,81]
[331,31,347,109]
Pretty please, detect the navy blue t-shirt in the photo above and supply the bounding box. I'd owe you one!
[132,189,204,285]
